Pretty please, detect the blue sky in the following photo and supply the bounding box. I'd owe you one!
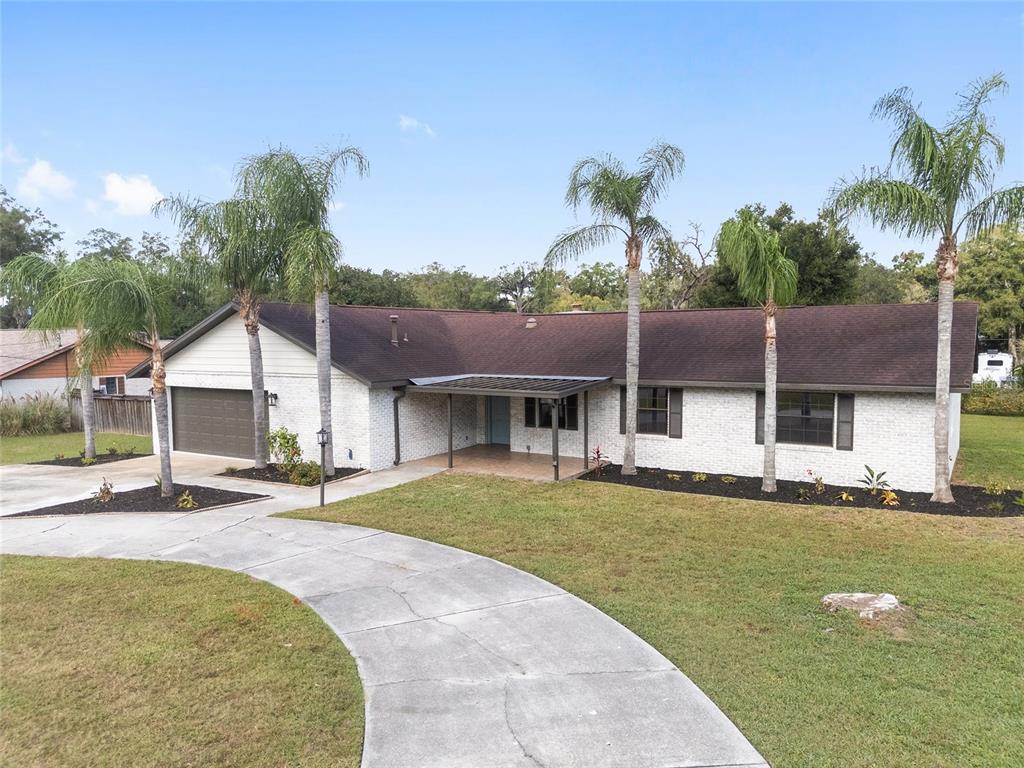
[2,2,1022,273]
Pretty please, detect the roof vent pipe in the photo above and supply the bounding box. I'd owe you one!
[525,317,537,329]
[390,315,399,346]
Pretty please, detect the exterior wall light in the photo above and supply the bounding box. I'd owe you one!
[267,392,279,407]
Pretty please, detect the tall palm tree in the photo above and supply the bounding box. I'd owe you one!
[546,142,684,475]
[829,73,1024,502]
[157,195,281,469]
[237,147,368,476]
[1,254,99,458]
[717,210,798,493]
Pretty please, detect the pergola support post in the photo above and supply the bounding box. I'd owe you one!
[551,397,560,481]
[583,389,589,473]
[447,392,453,469]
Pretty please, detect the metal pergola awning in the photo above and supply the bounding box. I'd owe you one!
[407,374,609,481]
[408,374,610,398]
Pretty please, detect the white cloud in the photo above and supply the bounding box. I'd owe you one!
[102,172,163,216]
[16,159,75,201]
[398,114,436,138]
[2,142,26,165]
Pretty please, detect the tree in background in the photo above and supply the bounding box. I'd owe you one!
[331,264,420,307]
[695,203,860,308]
[829,73,1024,502]
[547,142,685,475]
[642,223,714,309]
[496,263,537,313]
[75,228,134,261]
[717,210,798,493]
[957,226,1024,366]
[238,146,368,477]
[851,256,906,305]
[158,194,282,469]
[0,189,64,327]
[406,263,505,310]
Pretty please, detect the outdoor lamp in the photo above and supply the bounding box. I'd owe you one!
[267,392,279,407]
[316,428,329,506]
[316,428,329,446]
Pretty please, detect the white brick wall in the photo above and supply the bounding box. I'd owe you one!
[507,383,955,493]
[369,389,478,471]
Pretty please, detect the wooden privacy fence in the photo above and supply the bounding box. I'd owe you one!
[70,394,152,436]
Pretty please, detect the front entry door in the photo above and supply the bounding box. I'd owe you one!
[487,396,511,445]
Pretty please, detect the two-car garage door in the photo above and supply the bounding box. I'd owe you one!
[171,387,257,459]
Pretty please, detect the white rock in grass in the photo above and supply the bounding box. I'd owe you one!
[822,592,902,620]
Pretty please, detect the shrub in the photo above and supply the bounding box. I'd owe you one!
[287,460,322,487]
[267,427,302,470]
[93,477,114,503]
[859,465,891,495]
[962,381,1024,416]
[176,489,197,509]
[691,472,708,482]
[80,457,96,466]
[879,489,901,507]
[0,393,69,437]
[721,475,737,484]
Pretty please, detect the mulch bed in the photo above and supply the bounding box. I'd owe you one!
[9,484,268,518]
[33,451,152,467]
[581,464,1023,518]
[218,464,366,486]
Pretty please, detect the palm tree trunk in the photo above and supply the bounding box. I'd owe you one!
[762,305,779,493]
[932,237,957,503]
[76,345,96,459]
[240,290,269,469]
[622,239,642,475]
[150,333,174,497]
[315,285,335,476]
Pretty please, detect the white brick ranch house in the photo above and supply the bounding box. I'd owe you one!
[131,301,978,493]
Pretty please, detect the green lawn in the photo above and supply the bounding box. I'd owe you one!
[0,556,363,768]
[954,414,1024,489]
[0,431,152,465]
[283,475,1024,768]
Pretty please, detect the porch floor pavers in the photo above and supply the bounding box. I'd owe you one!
[0,506,769,768]
[412,444,593,482]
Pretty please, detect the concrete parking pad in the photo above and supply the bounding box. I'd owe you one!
[0,508,768,768]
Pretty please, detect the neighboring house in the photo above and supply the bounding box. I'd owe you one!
[0,329,154,400]
[972,350,1015,386]
[130,301,978,493]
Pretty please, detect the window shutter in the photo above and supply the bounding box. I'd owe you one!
[668,388,683,438]
[524,397,536,428]
[755,391,765,445]
[836,394,855,450]
[619,386,626,434]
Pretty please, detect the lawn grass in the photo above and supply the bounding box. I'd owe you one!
[0,556,363,768]
[283,475,1024,768]
[954,414,1024,489]
[0,431,152,465]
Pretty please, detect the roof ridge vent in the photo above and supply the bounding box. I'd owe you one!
[525,317,538,329]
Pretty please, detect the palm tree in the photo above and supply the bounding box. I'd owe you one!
[829,73,1024,502]
[237,147,368,476]
[717,210,798,493]
[157,195,281,469]
[546,142,684,475]
[1,254,100,458]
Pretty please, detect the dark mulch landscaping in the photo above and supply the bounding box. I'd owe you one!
[10,484,268,518]
[581,464,1024,517]
[33,451,152,467]
[218,464,365,486]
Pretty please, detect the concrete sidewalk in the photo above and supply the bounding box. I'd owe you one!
[0,509,769,768]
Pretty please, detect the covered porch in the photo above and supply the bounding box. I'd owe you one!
[407,374,610,481]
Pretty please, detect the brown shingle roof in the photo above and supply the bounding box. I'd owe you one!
[254,301,978,392]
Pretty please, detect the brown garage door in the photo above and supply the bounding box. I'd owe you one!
[171,387,257,459]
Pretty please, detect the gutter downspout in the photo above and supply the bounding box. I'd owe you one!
[392,386,407,465]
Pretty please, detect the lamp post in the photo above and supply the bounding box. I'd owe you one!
[316,427,329,507]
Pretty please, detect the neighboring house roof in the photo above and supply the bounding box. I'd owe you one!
[0,328,80,377]
[135,301,979,393]
[0,334,156,382]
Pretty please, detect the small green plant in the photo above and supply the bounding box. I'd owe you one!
[985,500,1005,514]
[107,445,119,456]
[93,477,114,503]
[590,446,604,476]
[80,457,96,466]
[721,475,737,485]
[879,489,901,507]
[691,472,708,483]
[287,460,322,487]
[126,445,136,456]
[267,427,303,470]
[984,481,1007,497]
[796,487,813,501]
[224,466,239,475]
[835,490,855,502]
[79,449,86,459]
[1013,493,1024,508]
[54,452,65,460]
[176,489,197,509]
[666,473,682,481]
[859,465,891,495]
[153,476,162,489]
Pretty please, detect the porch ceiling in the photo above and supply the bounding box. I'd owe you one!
[408,374,610,399]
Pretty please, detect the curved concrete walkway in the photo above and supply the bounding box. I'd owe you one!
[0,509,768,768]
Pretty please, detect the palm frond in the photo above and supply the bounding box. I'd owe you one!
[872,86,941,187]
[718,210,798,307]
[633,215,673,246]
[956,184,1024,240]
[827,173,943,239]
[545,224,625,267]
[636,142,685,211]
[284,225,340,299]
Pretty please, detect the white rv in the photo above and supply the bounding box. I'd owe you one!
[973,350,1016,385]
